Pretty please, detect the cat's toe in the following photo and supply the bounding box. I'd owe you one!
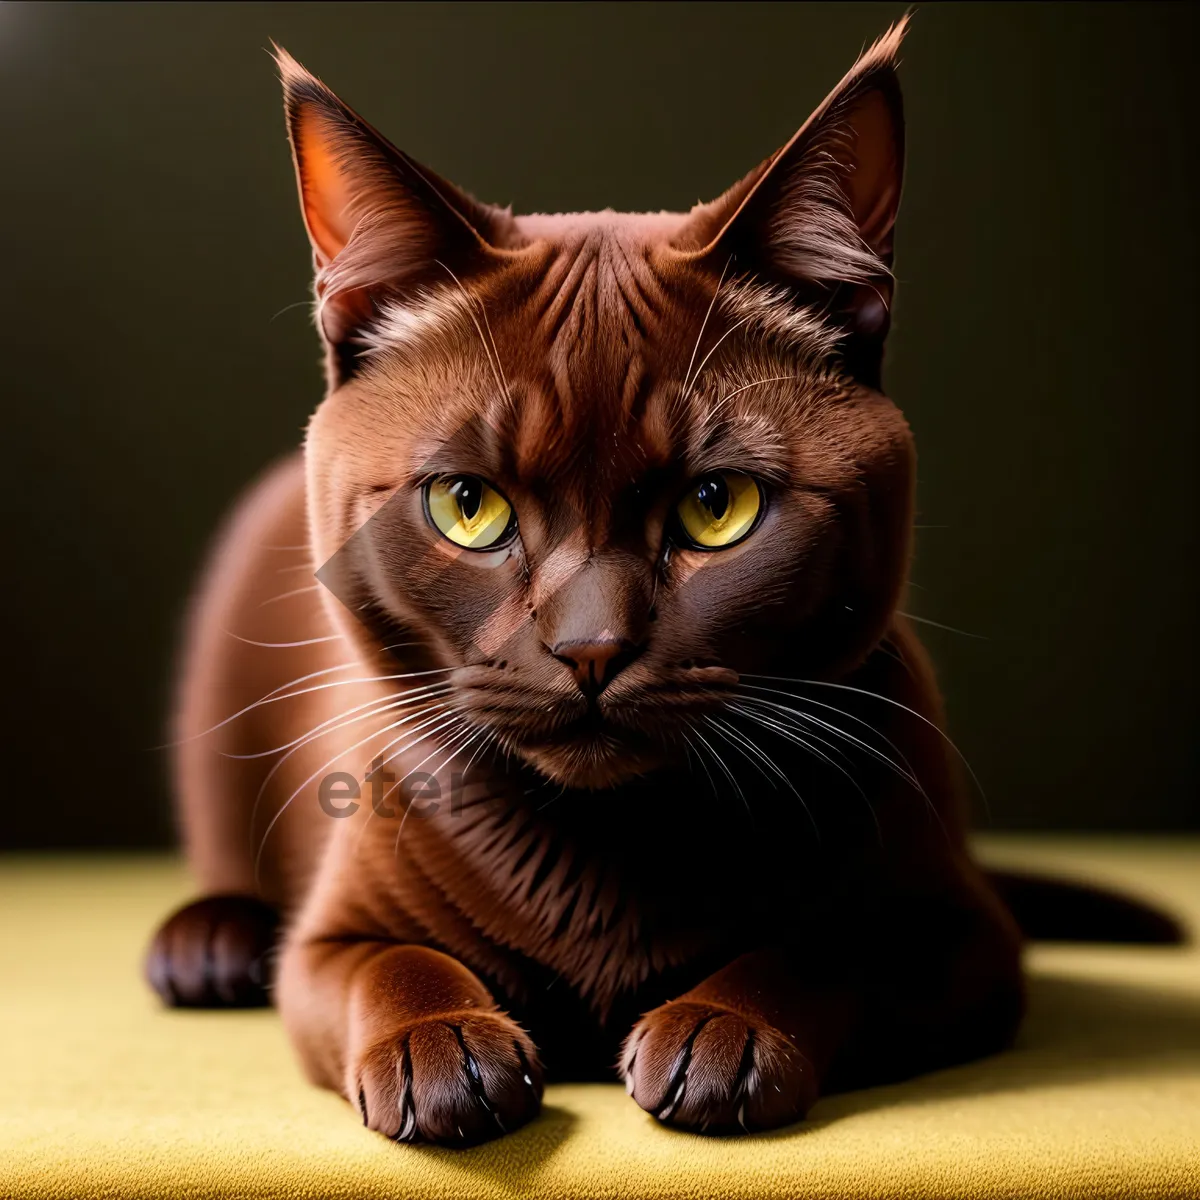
[145,895,279,1008]
[621,1000,815,1133]
[355,1011,542,1146]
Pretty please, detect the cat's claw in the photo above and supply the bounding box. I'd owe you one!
[352,1012,542,1146]
[621,1000,815,1133]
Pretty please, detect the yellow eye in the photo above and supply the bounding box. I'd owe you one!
[426,475,515,549]
[675,471,762,549]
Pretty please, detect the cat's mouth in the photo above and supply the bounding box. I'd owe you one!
[450,664,735,789]
[474,696,702,789]
[517,716,667,789]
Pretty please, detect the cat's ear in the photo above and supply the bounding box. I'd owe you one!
[674,17,908,385]
[274,47,509,384]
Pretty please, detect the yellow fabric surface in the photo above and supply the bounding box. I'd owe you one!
[1,838,1198,1200]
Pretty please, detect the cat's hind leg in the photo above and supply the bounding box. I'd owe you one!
[146,895,279,1008]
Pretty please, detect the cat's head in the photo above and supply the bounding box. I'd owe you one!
[280,20,914,789]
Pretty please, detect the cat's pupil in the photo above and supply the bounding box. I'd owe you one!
[453,477,481,521]
[696,476,729,520]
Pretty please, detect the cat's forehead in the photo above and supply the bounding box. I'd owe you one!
[357,221,842,494]
[510,210,692,243]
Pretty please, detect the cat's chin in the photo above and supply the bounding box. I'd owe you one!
[517,738,665,791]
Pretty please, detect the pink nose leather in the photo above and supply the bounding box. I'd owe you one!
[550,640,635,695]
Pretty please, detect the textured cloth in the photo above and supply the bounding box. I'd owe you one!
[1,837,1198,1200]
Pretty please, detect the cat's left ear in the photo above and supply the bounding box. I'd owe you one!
[274,46,511,385]
[674,17,908,385]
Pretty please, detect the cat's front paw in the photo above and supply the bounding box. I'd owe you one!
[353,1011,543,1146]
[621,1000,815,1133]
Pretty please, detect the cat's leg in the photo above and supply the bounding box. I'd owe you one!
[146,895,280,1007]
[276,935,543,1145]
[621,870,1023,1133]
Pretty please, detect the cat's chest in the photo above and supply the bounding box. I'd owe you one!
[405,785,815,1015]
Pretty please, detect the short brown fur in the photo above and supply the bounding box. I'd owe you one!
[148,19,1037,1145]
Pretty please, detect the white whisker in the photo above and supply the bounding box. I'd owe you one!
[252,703,454,883]
[390,720,486,856]
[689,724,750,822]
[705,375,800,425]
[224,630,344,649]
[737,686,924,792]
[435,259,510,406]
[683,312,755,401]
[741,673,985,807]
[246,695,452,843]
[707,715,820,842]
[897,611,986,640]
[228,683,453,759]
[682,255,732,396]
[727,704,878,843]
[181,666,453,744]
[350,711,470,855]
[259,584,322,608]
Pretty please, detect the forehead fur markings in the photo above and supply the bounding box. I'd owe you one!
[360,287,478,361]
[534,227,662,417]
[717,279,840,364]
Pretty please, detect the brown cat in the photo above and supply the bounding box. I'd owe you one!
[145,19,1175,1146]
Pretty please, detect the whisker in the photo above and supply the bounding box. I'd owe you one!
[741,673,986,808]
[729,702,857,778]
[727,704,877,843]
[705,375,800,425]
[535,782,571,813]
[246,697,451,845]
[258,584,322,608]
[269,298,312,322]
[683,726,721,804]
[227,683,453,759]
[460,726,499,782]
[223,630,344,649]
[706,715,788,794]
[180,666,454,744]
[351,711,470,855]
[737,680,923,778]
[738,690,924,797]
[253,702,455,886]
[734,691,950,842]
[390,720,486,856]
[689,724,751,823]
[683,311,755,402]
[707,715,820,842]
[682,255,732,396]
[435,259,510,406]
[373,714,473,815]
[897,611,987,640]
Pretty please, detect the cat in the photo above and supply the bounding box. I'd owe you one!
[145,17,1178,1146]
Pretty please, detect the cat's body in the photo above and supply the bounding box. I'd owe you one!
[147,21,1070,1144]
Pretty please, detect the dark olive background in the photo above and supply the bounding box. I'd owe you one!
[0,2,1196,848]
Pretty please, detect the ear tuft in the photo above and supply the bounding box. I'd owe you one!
[764,14,909,283]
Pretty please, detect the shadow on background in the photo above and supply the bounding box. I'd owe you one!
[0,2,1196,847]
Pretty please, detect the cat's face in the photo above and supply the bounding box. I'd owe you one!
[283,22,913,788]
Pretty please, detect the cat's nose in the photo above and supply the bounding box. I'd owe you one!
[549,639,641,696]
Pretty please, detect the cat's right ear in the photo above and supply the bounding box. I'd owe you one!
[274,47,506,384]
[671,18,908,388]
